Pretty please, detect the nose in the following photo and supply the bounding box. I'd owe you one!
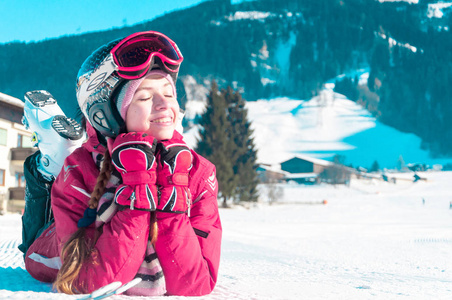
[153,93,170,110]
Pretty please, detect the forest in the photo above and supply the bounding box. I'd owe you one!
[0,0,451,155]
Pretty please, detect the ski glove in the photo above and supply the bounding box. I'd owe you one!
[156,132,193,214]
[110,132,158,211]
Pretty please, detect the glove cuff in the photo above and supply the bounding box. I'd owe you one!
[122,171,156,185]
[157,173,189,186]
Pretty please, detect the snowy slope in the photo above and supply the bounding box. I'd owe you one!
[1,171,452,299]
[182,70,452,170]
[243,90,452,169]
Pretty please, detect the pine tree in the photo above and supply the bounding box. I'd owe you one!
[224,87,259,202]
[196,82,259,206]
[196,81,237,207]
[370,160,380,173]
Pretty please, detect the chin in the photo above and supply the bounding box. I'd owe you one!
[153,130,174,141]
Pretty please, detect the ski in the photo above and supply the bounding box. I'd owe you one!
[78,278,142,300]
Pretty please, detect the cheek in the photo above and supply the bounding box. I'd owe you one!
[128,103,148,118]
[171,100,180,115]
[125,107,144,130]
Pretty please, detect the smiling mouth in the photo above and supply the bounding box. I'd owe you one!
[151,117,173,124]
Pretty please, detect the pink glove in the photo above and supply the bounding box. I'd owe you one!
[110,132,158,211]
[156,132,193,214]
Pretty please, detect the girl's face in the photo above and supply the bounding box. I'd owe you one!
[125,74,179,141]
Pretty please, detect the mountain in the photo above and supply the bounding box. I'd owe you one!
[248,92,452,169]
[184,79,452,169]
[0,0,451,156]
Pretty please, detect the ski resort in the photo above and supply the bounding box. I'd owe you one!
[1,0,452,299]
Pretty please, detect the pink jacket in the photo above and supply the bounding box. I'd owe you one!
[25,126,222,296]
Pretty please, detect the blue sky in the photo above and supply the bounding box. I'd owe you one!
[0,0,208,44]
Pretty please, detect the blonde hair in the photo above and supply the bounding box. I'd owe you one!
[54,150,158,294]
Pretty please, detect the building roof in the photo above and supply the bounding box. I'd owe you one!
[257,163,282,173]
[281,154,333,167]
[0,92,24,108]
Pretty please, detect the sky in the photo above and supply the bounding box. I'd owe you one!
[0,0,210,44]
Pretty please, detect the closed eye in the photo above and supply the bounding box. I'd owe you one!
[139,95,153,101]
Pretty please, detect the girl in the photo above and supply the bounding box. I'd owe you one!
[23,31,222,296]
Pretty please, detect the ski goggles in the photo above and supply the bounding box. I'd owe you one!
[111,31,183,80]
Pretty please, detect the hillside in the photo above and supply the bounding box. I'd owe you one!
[0,0,451,156]
[249,92,452,169]
[184,86,452,169]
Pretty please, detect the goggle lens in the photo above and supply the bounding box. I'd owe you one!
[115,36,180,67]
[111,32,183,79]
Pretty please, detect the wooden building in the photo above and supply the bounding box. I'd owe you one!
[281,155,331,174]
[280,155,333,184]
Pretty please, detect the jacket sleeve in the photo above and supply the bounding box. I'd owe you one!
[154,159,222,296]
[51,149,150,293]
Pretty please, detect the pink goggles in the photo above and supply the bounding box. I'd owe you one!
[111,31,183,80]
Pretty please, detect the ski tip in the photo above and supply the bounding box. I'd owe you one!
[78,278,142,299]
[115,278,142,294]
[87,281,122,299]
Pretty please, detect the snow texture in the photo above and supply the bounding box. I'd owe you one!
[1,171,452,299]
[427,2,452,19]
[378,0,419,4]
[227,11,273,22]
[242,90,452,169]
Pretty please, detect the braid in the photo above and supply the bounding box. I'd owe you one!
[54,149,113,294]
[54,149,160,293]
[150,212,158,245]
[89,150,113,209]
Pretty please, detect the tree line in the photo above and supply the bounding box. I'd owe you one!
[196,82,259,206]
[0,0,451,156]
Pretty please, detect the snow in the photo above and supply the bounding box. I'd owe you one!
[427,2,452,18]
[1,171,452,299]
[260,77,276,86]
[378,0,419,4]
[388,37,417,53]
[242,92,452,169]
[180,75,209,123]
[325,68,370,89]
[227,11,273,22]
[378,33,419,53]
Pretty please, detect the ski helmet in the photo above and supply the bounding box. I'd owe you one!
[76,31,183,138]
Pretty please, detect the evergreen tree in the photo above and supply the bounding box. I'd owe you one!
[196,81,237,207]
[370,160,380,173]
[196,82,259,206]
[224,87,259,202]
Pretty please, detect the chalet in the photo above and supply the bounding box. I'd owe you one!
[281,155,331,173]
[280,155,333,184]
[257,164,285,183]
[0,92,36,214]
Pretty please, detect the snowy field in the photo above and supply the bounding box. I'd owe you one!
[1,171,451,299]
